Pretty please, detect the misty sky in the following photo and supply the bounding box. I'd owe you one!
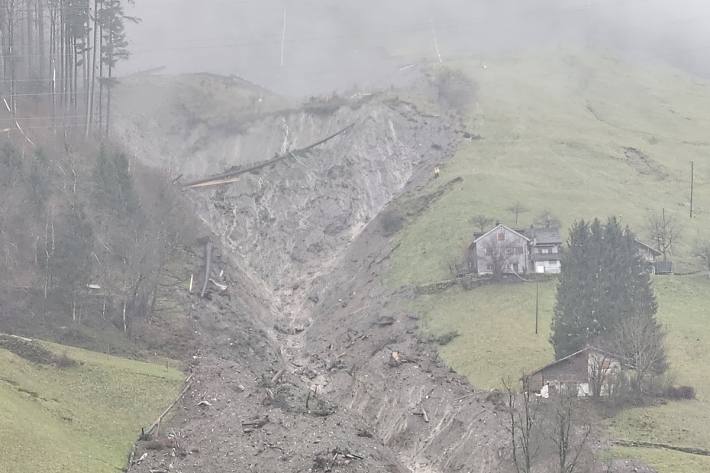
[122,0,710,96]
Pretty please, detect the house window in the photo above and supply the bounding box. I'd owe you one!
[486,264,493,271]
[497,231,505,241]
[552,247,559,254]
[515,247,524,255]
[485,248,492,256]
[541,248,550,254]
[506,247,514,256]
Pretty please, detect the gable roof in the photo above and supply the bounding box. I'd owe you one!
[526,346,619,377]
[473,224,530,244]
[635,239,662,256]
[530,226,562,245]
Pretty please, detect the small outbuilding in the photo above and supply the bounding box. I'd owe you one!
[526,346,622,398]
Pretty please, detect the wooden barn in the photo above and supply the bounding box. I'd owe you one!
[526,346,622,398]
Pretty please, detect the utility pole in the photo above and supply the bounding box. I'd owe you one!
[280,7,287,67]
[431,22,442,64]
[690,160,695,219]
[535,281,539,335]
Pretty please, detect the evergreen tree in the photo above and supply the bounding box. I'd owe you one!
[551,217,660,360]
[92,145,136,215]
[98,0,138,134]
[51,206,94,319]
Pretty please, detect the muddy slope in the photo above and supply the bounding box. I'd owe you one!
[117,74,652,473]
[115,77,489,472]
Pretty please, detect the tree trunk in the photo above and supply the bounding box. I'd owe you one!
[98,12,103,133]
[8,0,16,116]
[105,30,112,136]
[122,299,127,333]
[37,0,44,79]
[86,0,98,136]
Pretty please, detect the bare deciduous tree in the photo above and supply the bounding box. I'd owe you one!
[587,352,618,399]
[534,209,560,229]
[483,239,521,280]
[647,208,679,262]
[470,214,494,233]
[551,393,592,473]
[504,377,541,473]
[507,201,529,226]
[611,313,667,396]
[694,240,710,277]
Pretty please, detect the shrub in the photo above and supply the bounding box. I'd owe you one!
[434,331,460,346]
[664,385,696,400]
[55,351,78,369]
[380,209,404,236]
[431,67,477,112]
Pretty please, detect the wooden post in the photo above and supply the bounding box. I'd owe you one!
[690,160,694,219]
[535,282,539,335]
[431,24,443,64]
[280,7,287,67]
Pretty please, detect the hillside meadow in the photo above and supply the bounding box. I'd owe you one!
[389,53,710,473]
[0,339,184,473]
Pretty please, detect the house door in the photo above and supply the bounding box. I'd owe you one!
[513,263,519,273]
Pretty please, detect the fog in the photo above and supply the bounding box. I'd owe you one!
[121,0,710,96]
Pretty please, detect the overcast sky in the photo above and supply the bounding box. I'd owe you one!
[121,0,710,96]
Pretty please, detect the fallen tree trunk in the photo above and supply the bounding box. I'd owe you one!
[146,374,194,437]
[183,123,356,189]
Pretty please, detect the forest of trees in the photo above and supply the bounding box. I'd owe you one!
[0,138,196,337]
[0,0,137,137]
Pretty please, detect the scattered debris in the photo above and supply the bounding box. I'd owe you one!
[242,415,269,432]
[373,315,396,327]
[413,407,430,423]
[200,240,213,298]
[183,123,357,189]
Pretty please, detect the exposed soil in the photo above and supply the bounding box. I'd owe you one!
[118,78,654,473]
[622,147,668,179]
[0,334,75,367]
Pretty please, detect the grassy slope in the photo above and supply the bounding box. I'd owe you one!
[0,341,183,473]
[389,52,710,473]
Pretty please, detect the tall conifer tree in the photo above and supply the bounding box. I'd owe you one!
[551,218,660,360]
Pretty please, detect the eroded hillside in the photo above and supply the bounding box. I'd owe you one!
[114,68,652,473]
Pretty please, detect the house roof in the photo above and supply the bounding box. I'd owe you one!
[531,253,562,262]
[526,346,619,377]
[635,239,662,256]
[529,226,562,244]
[473,224,531,244]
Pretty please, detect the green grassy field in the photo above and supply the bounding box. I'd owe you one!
[389,52,710,473]
[0,339,184,473]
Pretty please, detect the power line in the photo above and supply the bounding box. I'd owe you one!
[0,1,641,60]
[0,114,87,121]
[0,1,708,62]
